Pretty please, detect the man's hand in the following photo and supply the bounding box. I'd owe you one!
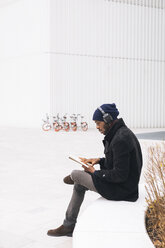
[79,157,100,166]
[82,164,96,173]
[79,157,100,174]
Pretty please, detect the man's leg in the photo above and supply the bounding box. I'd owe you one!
[47,170,97,236]
[63,170,97,227]
[63,183,87,227]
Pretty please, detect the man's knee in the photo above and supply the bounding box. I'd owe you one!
[71,170,88,192]
[70,170,80,182]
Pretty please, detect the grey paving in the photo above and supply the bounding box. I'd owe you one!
[136,131,165,141]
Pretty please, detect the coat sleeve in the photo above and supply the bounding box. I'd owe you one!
[94,140,130,183]
[99,157,106,169]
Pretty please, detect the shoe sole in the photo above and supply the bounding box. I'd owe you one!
[47,232,73,237]
[66,232,73,237]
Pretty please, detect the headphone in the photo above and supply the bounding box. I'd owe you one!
[98,106,113,124]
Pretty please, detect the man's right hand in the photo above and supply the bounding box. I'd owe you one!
[79,157,100,166]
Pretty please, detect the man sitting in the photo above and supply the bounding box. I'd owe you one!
[47,103,143,237]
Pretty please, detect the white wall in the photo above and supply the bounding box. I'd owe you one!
[0,0,50,127]
[0,0,164,128]
[49,0,165,128]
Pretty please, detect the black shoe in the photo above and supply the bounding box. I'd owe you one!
[47,224,74,237]
[63,175,74,185]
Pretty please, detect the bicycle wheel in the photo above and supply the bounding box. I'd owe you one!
[71,122,77,131]
[42,123,51,131]
[54,124,61,132]
[53,121,58,129]
[81,122,88,131]
[64,122,70,132]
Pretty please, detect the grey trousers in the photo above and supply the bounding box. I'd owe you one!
[63,170,98,227]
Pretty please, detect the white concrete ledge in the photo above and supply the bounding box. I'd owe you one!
[73,184,154,248]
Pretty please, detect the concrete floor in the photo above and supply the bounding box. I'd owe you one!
[0,127,102,248]
[0,126,164,248]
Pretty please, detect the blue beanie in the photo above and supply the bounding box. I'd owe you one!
[92,103,119,121]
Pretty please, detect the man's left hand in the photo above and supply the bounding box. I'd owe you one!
[82,164,95,173]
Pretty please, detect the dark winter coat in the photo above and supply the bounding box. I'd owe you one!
[91,118,143,202]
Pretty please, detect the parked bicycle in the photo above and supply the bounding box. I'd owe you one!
[70,114,78,131]
[42,113,52,131]
[62,114,70,132]
[80,115,88,131]
[52,114,59,129]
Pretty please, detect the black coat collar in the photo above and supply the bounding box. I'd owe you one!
[103,118,126,144]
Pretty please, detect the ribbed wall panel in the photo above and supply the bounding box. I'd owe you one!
[49,0,165,128]
[105,0,165,9]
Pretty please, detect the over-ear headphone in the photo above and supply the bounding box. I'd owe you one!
[98,106,113,124]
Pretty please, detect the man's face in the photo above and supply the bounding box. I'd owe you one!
[95,120,110,135]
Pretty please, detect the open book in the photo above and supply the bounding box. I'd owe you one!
[69,156,91,168]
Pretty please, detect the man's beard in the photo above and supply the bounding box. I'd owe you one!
[104,123,111,135]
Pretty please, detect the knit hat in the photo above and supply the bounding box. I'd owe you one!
[92,103,119,121]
